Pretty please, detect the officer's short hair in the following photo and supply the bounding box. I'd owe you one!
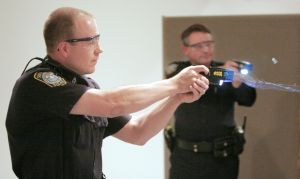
[181,24,211,46]
[43,7,93,53]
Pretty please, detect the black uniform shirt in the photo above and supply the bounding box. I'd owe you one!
[6,57,130,179]
[166,61,256,142]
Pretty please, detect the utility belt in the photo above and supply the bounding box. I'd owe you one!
[164,120,247,158]
[175,133,244,158]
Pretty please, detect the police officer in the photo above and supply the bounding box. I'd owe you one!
[166,24,256,179]
[5,8,209,179]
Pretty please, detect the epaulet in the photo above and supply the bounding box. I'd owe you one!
[33,71,67,87]
[165,61,190,78]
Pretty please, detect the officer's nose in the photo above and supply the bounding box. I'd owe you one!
[202,45,210,52]
[94,42,103,55]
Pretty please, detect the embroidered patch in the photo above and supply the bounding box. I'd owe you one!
[165,63,178,75]
[34,72,67,87]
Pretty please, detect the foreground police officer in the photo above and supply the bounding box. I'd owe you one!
[5,7,209,179]
[165,24,256,179]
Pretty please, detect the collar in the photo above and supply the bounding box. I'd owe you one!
[210,60,224,67]
[45,56,87,85]
[186,60,223,67]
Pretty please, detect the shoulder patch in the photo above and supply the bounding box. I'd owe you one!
[34,72,67,87]
[165,63,179,75]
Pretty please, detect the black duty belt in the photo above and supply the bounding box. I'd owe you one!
[175,136,239,158]
[172,127,246,158]
[176,138,213,153]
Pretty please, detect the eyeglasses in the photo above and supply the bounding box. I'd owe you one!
[184,40,214,50]
[65,34,100,43]
[65,34,100,48]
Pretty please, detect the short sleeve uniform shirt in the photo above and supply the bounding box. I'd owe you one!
[6,58,130,179]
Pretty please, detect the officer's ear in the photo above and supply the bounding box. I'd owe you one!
[56,41,69,58]
[181,43,190,56]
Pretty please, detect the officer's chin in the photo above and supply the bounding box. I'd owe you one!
[89,67,96,74]
[80,67,95,75]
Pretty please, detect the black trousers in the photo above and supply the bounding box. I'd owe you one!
[169,148,239,179]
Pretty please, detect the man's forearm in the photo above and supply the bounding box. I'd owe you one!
[102,79,179,116]
[113,95,182,145]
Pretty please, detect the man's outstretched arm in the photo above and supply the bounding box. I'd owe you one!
[70,65,209,117]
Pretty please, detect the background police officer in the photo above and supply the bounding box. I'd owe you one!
[166,24,256,179]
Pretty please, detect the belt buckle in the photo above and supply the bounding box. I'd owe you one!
[193,141,210,153]
[193,144,198,152]
[213,136,234,158]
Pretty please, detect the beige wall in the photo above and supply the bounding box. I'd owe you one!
[163,15,300,179]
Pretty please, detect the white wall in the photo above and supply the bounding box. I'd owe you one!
[1,1,300,179]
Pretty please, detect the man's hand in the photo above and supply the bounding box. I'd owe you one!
[177,74,209,103]
[170,65,209,94]
[220,60,242,88]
